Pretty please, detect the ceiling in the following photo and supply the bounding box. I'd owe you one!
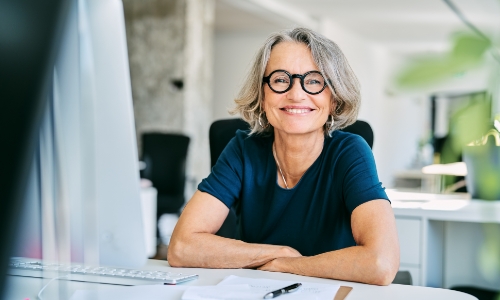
[215,0,500,49]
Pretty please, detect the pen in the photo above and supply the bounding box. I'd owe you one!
[263,283,302,299]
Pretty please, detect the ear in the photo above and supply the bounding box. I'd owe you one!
[330,97,336,115]
[260,95,266,112]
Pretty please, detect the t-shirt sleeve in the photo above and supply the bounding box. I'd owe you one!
[339,135,389,213]
[197,132,244,209]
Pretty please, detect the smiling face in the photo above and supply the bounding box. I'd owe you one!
[263,42,333,137]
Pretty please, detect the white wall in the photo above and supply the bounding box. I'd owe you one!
[321,20,427,188]
[213,31,275,121]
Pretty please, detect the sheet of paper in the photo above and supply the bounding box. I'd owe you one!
[181,275,339,300]
[182,284,258,300]
[70,285,189,300]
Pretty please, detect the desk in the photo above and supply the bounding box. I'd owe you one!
[390,190,500,290]
[5,259,474,300]
[393,169,442,193]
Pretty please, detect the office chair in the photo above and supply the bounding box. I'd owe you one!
[392,270,412,285]
[209,118,250,238]
[209,119,372,166]
[341,120,374,149]
[209,118,250,168]
[450,286,499,300]
[141,133,190,220]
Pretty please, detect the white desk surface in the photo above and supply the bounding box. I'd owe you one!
[388,190,500,223]
[6,259,476,300]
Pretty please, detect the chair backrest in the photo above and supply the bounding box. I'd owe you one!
[209,118,250,167]
[208,118,250,238]
[341,120,374,149]
[392,270,413,285]
[141,133,190,195]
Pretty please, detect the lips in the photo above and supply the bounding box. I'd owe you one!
[280,107,314,114]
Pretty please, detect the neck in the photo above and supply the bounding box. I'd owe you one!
[273,130,325,188]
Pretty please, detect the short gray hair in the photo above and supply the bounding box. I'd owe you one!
[231,27,360,136]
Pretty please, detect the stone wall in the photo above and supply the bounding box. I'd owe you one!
[123,0,186,149]
[123,0,214,187]
[183,0,214,188]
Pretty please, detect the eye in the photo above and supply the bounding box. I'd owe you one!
[304,73,325,86]
[272,76,290,84]
[306,79,322,85]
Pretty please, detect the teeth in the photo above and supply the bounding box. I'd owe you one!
[285,108,310,114]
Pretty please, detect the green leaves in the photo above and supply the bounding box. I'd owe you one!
[452,34,491,59]
[396,33,491,88]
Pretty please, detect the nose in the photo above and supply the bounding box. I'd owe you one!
[286,78,306,101]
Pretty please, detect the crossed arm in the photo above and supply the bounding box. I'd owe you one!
[167,191,400,286]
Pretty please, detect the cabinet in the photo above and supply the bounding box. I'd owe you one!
[391,190,500,289]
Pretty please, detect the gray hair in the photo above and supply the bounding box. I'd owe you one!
[231,27,360,136]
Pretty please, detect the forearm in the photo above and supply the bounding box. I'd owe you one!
[167,191,301,269]
[168,231,299,269]
[261,245,399,286]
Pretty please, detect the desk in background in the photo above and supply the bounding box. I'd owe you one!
[393,170,443,193]
[6,259,475,300]
[390,190,500,290]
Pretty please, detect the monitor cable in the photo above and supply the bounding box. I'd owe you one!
[37,275,70,300]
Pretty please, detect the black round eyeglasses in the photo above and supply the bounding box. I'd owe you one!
[262,69,328,95]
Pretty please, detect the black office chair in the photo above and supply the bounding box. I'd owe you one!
[392,270,412,285]
[209,118,250,168]
[341,120,374,149]
[141,133,190,221]
[209,118,250,238]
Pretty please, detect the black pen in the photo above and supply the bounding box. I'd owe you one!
[263,283,302,299]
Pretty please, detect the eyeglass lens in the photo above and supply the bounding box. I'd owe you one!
[268,71,325,94]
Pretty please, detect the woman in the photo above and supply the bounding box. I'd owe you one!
[168,28,399,286]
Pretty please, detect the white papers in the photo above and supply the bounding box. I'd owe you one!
[181,275,339,300]
[70,285,189,300]
[182,285,257,300]
[70,276,340,300]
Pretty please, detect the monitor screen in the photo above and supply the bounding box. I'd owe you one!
[12,0,147,269]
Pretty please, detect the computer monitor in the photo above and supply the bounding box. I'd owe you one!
[0,0,70,298]
[12,0,147,269]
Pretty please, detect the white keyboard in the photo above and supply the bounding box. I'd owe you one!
[8,259,198,285]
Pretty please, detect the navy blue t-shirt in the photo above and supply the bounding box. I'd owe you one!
[198,130,389,257]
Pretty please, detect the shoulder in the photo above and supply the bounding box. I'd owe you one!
[223,130,271,160]
[325,130,372,157]
[233,129,271,148]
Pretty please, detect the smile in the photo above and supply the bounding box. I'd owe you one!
[281,108,314,114]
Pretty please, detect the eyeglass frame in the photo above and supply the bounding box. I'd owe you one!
[262,69,330,95]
